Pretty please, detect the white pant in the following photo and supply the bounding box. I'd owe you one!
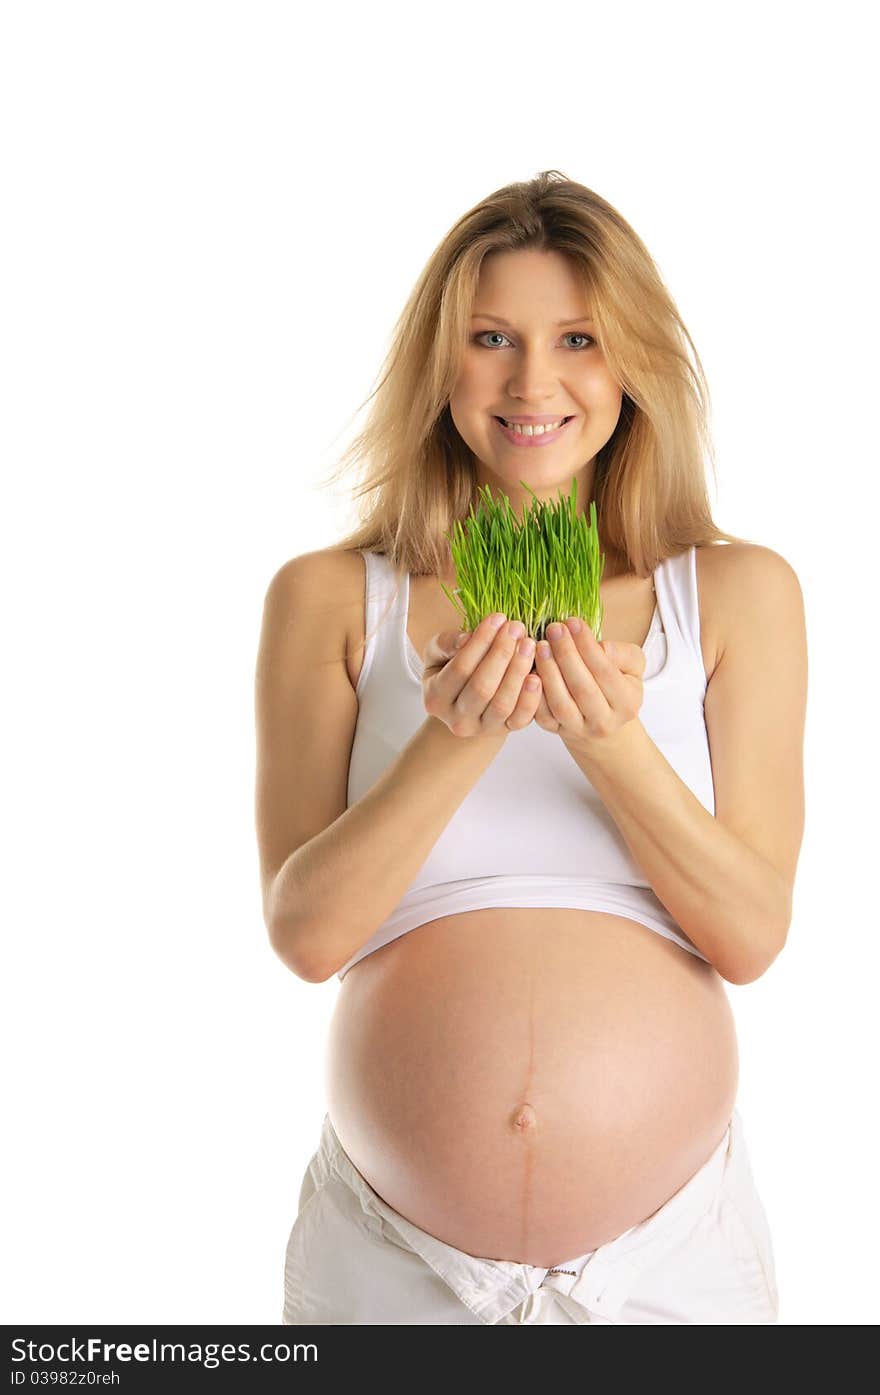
[282,1106,779,1324]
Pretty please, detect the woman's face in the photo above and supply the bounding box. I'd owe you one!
[448,248,623,519]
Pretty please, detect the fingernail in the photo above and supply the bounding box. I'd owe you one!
[489,613,507,629]
[454,633,469,649]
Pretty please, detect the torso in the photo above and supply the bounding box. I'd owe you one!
[326,544,739,1266]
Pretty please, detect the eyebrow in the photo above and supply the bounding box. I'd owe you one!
[470,312,594,326]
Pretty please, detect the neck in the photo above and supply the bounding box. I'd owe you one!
[602,550,632,580]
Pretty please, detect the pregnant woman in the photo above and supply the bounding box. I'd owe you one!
[255,171,807,1324]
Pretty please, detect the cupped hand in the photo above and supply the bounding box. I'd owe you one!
[421,612,541,740]
[531,617,646,748]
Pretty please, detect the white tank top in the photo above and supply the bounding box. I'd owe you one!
[338,546,716,981]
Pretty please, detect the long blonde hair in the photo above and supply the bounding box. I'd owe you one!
[317,170,750,653]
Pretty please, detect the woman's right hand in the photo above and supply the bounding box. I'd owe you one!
[421,613,541,739]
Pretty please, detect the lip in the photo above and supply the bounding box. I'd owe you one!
[498,414,573,424]
[493,415,575,446]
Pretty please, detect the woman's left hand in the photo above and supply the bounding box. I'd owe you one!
[531,617,646,747]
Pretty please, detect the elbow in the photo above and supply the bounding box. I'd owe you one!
[719,874,792,986]
[264,876,334,983]
[267,914,336,985]
[269,932,335,984]
[722,954,777,987]
[297,959,338,985]
[296,949,339,984]
[720,920,790,986]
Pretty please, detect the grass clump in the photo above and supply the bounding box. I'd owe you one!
[440,476,606,643]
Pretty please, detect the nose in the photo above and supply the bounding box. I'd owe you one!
[505,348,565,403]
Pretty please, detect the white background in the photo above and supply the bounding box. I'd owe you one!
[3,0,877,1326]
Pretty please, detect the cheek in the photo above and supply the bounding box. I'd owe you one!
[466,357,500,393]
[581,360,621,398]
[450,358,494,408]
[602,388,624,425]
[446,396,487,453]
[581,375,623,428]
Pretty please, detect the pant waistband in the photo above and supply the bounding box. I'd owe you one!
[309,1109,739,1324]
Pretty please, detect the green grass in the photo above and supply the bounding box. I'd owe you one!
[440,477,606,643]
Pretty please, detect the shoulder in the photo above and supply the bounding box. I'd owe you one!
[695,541,804,676]
[264,547,365,614]
[266,546,364,594]
[262,548,366,653]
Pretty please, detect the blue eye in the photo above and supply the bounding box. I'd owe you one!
[472,331,595,350]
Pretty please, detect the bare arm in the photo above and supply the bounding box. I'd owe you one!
[547,544,806,985]
[255,552,540,984]
[268,716,506,981]
[561,721,790,984]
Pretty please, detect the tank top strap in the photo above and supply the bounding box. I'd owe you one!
[653,545,706,690]
[358,550,407,692]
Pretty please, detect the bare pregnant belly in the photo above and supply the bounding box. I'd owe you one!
[325,908,740,1269]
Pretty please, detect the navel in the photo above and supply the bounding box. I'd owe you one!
[510,1102,538,1132]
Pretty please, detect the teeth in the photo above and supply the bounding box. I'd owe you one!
[502,418,566,435]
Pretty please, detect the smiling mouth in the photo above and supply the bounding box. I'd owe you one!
[494,416,575,428]
[492,415,576,442]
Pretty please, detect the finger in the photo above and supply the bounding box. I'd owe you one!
[574,625,647,706]
[480,634,537,731]
[530,681,559,732]
[546,622,616,712]
[422,627,472,674]
[601,638,647,677]
[423,613,504,680]
[504,669,543,731]
[534,635,586,726]
[459,619,532,721]
[576,622,645,685]
[450,616,525,720]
